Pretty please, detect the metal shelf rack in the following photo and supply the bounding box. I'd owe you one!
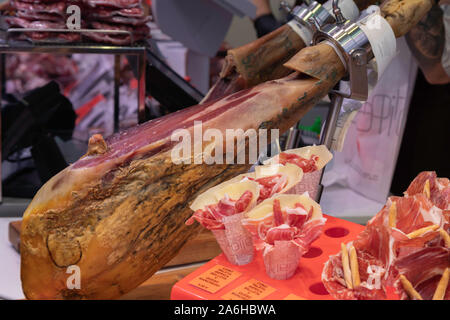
[0,26,149,203]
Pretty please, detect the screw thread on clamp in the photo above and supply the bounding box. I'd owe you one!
[332,0,347,25]
[282,1,335,39]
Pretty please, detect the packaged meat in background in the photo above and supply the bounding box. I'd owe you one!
[322,171,450,300]
[5,0,151,45]
[6,53,78,93]
[83,0,150,45]
[5,16,82,42]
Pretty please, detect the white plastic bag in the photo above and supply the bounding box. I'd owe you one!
[323,38,418,203]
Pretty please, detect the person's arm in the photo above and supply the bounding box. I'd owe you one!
[253,0,272,17]
[406,2,450,84]
[252,0,282,37]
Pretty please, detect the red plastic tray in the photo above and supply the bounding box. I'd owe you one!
[171,214,398,300]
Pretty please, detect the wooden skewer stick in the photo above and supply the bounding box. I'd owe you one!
[432,268,449,300]
[439,229,450,247]
[407,225,439,239]
[399,275,423,300]
[389,202,397,228]
[349,246,361,288]
[341,243,353,289]
[423,180,431,199]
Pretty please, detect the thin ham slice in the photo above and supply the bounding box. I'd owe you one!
[249,174,287,203]
[278,152,319,173]
[322,248,387,300]
[405,171,450,210]
[255,199,325,252]
[186,191,254,230]
[391,247,450,300]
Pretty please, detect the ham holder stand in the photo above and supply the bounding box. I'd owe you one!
[281,0,372,202]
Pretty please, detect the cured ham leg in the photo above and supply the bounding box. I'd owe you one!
[202,0,379,103]
[21,71,336,299]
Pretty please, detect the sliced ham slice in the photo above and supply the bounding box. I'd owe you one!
[186,191,254,230]
[254,199,324,252]
[322,248,387,300]
[391,247,450,300]
[278,152,319,173]
[405,171,450,210]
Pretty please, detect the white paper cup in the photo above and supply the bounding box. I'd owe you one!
[263,241,302,280]
[287,170,322,201]
[211,213,254,266]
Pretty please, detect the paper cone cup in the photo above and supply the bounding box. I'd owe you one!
[212,213,254,265]
[287,170,322,201]
[263,241,301,280]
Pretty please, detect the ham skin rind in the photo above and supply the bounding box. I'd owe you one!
[21,74,336,299]
[202,24,306,104]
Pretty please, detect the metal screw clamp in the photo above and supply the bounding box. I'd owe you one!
[280,1,335,39]
[311,0,373,101]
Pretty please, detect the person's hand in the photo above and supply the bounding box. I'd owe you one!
[252,0,272,19]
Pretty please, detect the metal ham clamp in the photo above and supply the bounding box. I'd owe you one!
[280,0,360,47]
[279,0,360,151]
[309,1,396,201]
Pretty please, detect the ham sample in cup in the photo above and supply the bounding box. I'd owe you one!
[186,180,260,265]
[264,145,333,201]
[263,240,303,280]
[243,194,326,280]
[212,213,254,266]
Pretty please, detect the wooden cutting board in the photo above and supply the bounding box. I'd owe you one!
[8,220,221,299]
